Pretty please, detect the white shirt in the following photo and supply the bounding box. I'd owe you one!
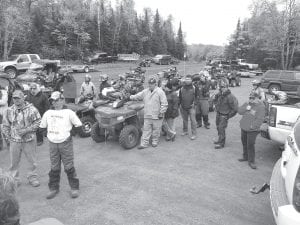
[40,109,82,143]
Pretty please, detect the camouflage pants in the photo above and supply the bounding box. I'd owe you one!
[216,112,228,145]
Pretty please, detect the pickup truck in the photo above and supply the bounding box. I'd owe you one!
[0,54,60,78]
[260,103,300,145]
[86,52,118,64]
[237,59,259,70]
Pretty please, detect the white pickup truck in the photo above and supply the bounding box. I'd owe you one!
[237,59,259,70]
[260,104,300,145]
[0,54,60,77]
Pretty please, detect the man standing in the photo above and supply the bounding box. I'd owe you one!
[130,78,168,149]
[195,73,211,129]
[2,90,41,187]
[78,74,96,103]
[25,83,50,146]
[40,91,82,199]
[213,79,238,149]
[179,75,198,140]
[238,92,265,169]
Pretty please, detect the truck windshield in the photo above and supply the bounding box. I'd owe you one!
[7,55,19,61]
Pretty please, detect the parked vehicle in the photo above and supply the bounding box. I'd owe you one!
[139,59,151,67]
[260,104,300,145]
[152,55,172,65]
[0,54,60,78]
[261,70,300,95]
[237,59,259,70]
[91,100,144,149]
[270,119,300,225]
[65,100,96,137]
[68,64,94,73]
[86,52,118,64]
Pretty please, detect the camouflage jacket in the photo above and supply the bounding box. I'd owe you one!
[2,102,41,143]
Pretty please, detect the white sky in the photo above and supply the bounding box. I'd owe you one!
[133,0,253,46]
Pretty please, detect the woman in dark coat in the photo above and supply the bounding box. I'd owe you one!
[162,79,180,141]
[238,92,265,169]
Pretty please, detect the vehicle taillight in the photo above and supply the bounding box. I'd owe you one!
[293,167,300,212]
[269,107,277,127]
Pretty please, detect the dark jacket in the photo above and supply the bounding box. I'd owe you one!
[214,89,238,118]
[238,101,265,131]
[25,91,50,116]
[196,82,210,100]
[179,85,199,110]
[165,91,179,119]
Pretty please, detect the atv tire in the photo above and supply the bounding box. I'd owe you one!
[91,122,106,143]
[78,116,95,137]
[119,125,140,149]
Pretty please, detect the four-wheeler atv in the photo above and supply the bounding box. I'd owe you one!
[65,100,97,137]
[139,59,151,67]
[91,100,144,149]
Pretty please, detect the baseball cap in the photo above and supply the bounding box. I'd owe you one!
[12,90,25,98]
[148,78,157,84]
[50,91,64,101]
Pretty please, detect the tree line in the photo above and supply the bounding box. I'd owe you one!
[0,0,186,60]
[225,0,300,70]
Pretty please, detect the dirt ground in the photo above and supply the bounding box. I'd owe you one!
[0,62,280,225]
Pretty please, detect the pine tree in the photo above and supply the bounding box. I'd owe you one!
[175,22,185,60]
[151,9,167,55]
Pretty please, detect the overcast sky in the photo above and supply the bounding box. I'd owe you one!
[132,0,254,46]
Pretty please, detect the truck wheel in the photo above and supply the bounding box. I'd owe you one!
[119,125,140,149]
[91,122,106,143]
[5,68,17,78]
[84,66,89,73]
[78,116,95,137]
[268,84,280,93]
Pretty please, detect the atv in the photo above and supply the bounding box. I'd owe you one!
[139,59,151,67]
[91,100,144,149]
[65,99,97,137]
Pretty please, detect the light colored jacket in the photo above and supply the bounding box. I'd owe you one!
[2,102,41,142]
[130,87,168,119]
[80,82,96,97]
[0,89,8,117]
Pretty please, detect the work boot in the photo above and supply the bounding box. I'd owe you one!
[137,145,147,150]
[204,124,210,129]
[181,132,188,136]
[46,190,59,199]
[248,162,257,170]
[197,123,202,128]
[70,189,79,198]
[214,143,224,149]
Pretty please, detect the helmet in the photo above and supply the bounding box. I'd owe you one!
[251,79,261,86]
[85,74,91,81]
[100,74,108,81]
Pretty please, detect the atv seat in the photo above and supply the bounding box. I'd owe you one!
[127,101,144,111]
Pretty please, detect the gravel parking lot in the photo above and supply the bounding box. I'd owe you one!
[0,62,281,225]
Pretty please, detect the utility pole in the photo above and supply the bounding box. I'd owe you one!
[97,1,101,50]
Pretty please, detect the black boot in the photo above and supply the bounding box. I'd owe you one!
[196,114,202,127]
[65,167,79,191]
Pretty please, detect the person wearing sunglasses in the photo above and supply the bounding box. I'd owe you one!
[40,91,82,199]
[2,90,41,187]
[238,92,265,169]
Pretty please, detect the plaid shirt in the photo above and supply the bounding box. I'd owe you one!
[2,102,41,143]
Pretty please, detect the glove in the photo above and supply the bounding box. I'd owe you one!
[246,105,251,110]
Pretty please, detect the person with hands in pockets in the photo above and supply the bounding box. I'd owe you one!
[238,92,265,170]
[40,91,82,199]
[130,78,168,149]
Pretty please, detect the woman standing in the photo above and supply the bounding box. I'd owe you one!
[162,79,180,141]
[238,92,265,169]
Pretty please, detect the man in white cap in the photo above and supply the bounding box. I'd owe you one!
[40,91,82,199]
[2,89,41,187]
[130,78,168,149]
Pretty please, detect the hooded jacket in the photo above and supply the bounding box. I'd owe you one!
[130,87,168,119]
[214,89,238,118]
[2,102,41,143]
[238,101,265,131]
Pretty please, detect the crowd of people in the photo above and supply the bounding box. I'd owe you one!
[0,67,288,224]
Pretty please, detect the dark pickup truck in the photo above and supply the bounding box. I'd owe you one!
[86,52,118,64]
